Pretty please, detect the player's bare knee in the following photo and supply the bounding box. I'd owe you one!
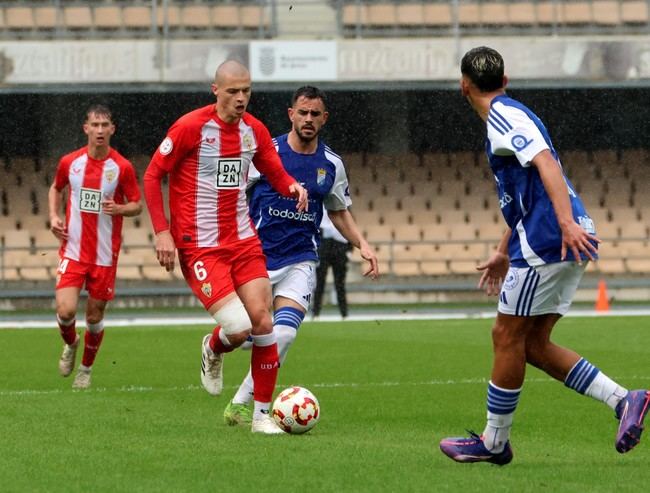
[491,323,523,350]
[56,303,76,322]
[251,315,273,335]
[85,305,106,325]
[86,309,105,325]
[213,297,252,345]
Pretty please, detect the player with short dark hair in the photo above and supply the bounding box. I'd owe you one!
[440,46,650,465]
[222,85,378,425]
[49,104,142,389]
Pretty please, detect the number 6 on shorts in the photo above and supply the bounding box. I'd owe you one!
[194,261,207,281]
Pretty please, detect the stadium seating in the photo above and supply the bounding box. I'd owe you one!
[1,0,648,40]
[340,0,650,36]
[0,1,271,39]
[1,148,649,282]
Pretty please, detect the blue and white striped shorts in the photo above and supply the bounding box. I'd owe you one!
[497,261,587,317]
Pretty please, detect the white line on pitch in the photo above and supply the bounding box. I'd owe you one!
[2,375,649,397]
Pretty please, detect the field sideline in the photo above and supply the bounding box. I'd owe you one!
[1,315,649,492]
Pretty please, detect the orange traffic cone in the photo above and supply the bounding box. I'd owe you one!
[595,279,610,312]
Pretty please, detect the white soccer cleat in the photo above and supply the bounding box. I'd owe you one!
[72,367,92,390]
[251,414,285,435]
[200,334,224,396]
[58,336,80,377]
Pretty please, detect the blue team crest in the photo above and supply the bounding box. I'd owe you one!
[316,168,327,185]
[503,270,519,290]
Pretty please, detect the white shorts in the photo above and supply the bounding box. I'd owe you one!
[268,261,317,310]
[498,262,587,317]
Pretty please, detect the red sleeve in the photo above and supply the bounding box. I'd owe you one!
[54,156,71,190]
[144,118,193,233]
[144,160,169,233]
[120,162,141,203]
[251,123,296,197]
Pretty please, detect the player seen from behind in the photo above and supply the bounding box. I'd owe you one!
[439,46,650,465]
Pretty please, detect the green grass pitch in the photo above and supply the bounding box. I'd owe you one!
[1,316,649,492]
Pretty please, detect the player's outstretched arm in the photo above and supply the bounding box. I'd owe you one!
[328,209,379,279]
[532,150,599,262]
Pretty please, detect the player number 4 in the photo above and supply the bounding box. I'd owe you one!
[194,261,207,281]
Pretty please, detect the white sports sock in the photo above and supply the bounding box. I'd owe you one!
[253,400,271,420]
[232,377,254,405]
[584,373,628,410]
[482,411,514,453]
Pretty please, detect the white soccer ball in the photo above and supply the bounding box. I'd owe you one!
[272,386,320,434]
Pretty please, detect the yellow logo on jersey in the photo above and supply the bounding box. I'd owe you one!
[243,133,254,151]
[105,170,116,183]
[317,168,327,185]
[201,282,212,298]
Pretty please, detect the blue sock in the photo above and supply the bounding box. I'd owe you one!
[564,358,600,394]
[273,306,304,330]
[483,381,521,452]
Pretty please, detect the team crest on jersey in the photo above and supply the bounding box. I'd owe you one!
[243,133,254,151]
[104,170,116,183]
[159,137,173,156]
[201,282,212,298]
[316,168,327,185]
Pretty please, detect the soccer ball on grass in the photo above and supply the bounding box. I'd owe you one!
[272,386,320,434]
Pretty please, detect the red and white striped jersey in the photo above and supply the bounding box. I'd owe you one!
[54,146,141,267]
[144,105,297,249]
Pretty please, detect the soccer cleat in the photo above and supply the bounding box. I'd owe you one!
[615,389,650,453]
[439,431,513,466]
[58,335,80,377]
[224,401,253,426]
[200,334,224,396]
[251,414,285,435]
[72,367,92,390]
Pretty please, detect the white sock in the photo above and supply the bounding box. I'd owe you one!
[482,411,514,453]
[232,376,254,405]
[584,373,628,410]
[253,400,270,420]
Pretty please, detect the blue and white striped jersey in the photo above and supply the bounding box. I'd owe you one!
[486,94,597,267]
[248,133,351,270]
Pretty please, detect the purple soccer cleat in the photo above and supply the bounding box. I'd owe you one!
[615,389,650,453]
[439,431,513,466]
